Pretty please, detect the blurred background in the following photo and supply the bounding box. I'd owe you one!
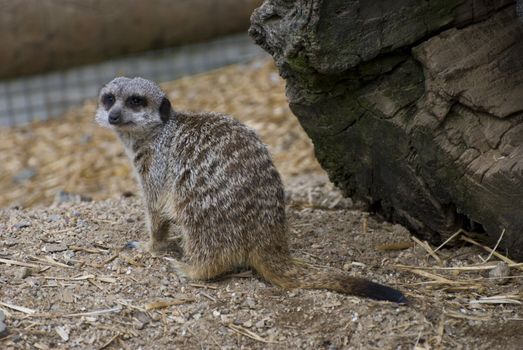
[0,0,323,208]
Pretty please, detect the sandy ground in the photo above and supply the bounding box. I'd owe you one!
[0,58,521,350]
[1,174,522,350]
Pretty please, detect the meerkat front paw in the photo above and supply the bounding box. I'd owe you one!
[168,260,190,283]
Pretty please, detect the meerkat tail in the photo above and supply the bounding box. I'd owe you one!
[250,254,407,303]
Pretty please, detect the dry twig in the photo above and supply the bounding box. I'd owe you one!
[227,323,276,344]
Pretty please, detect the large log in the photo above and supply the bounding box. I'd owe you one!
[0,0,262,79]
[250,1,523,259]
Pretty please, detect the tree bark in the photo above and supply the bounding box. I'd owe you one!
[250,0,523,259]
[0,0,262,79]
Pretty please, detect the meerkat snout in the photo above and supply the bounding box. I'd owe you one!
[108,109,122,125]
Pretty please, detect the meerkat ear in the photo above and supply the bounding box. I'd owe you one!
[159,97,172,122]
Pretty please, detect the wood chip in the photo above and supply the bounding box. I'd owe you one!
[227,323,276,344]
[62,289,75,304]
[406,269,456,284]
[444,310,491,321]
[434,229,464,252]
[98,333,120,350]
[29,256,73,269]
[411,236,442,265]
[41,274,95,281]
[188,283,218,290]
[394,262,523,272]
[61,306,122,318]
[0,301,37,314]
[55,326,70,341]
[470,294,523,305]
[144,298,195,311]
[0,257,43,269]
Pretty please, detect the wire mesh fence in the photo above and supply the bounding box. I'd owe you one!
[0,33,266,127]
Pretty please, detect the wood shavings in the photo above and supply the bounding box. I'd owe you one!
[60,306,122,318]
[470,294,522,305]
[55,326,70,341]
[144,298,195,311]
[227,323,277,344]
[0,258,44,270]
[461,235,523,271]
[0,301,37,314]
[411,236,442,265]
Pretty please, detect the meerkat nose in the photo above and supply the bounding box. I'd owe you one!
[108,110,122,125]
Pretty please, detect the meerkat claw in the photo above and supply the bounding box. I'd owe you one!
[169,260,189,282]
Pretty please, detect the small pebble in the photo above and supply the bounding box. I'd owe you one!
[12,167,36,183]
[0,321,7,338]
[48,214,62,222]
[15,267,32,279]
[0,311,6,338]
[4,239,17,247]
[54,190,92,205]
[255,320,266,328]
[133,311,150,325]
[220,315,232,323]
[489,262,511,284]
[14,221,31,229]
[62,289,74,303]
[43,243,68,253]
[133,320,147,330]
[243,320,252,328]
[172,316,185,324]
[55,326,69,342]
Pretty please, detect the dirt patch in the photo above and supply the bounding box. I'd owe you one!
[1,175,521,349]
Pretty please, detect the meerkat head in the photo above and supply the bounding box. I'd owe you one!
[95,77,172,134]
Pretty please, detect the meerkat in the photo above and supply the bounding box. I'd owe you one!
[95,77,407,303]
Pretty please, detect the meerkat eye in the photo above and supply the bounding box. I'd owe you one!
[127,95,147,108]
[101,93,115,108]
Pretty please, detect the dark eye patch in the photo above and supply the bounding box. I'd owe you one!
[101,93,115,109]
[126,95,147,108]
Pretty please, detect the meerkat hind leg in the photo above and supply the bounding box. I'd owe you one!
[127,214,181,256]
